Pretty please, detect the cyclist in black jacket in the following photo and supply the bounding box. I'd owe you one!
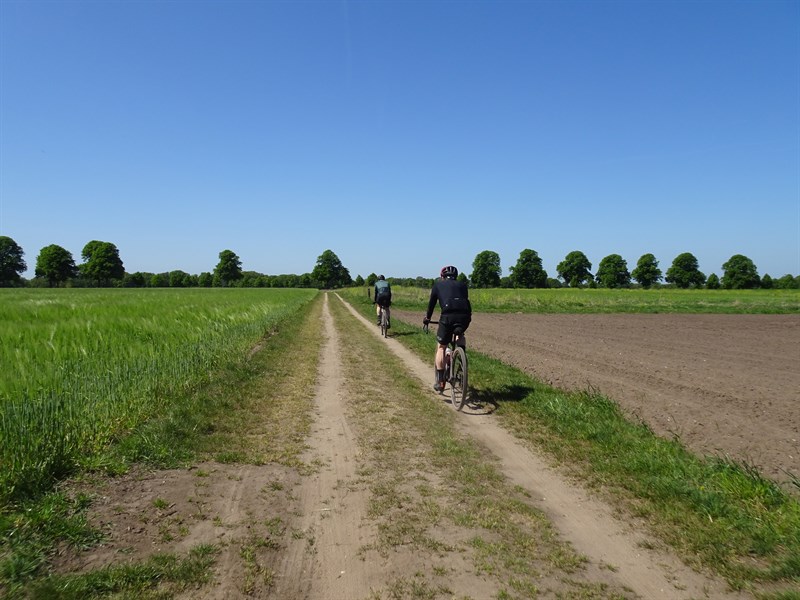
[423,265,472,392]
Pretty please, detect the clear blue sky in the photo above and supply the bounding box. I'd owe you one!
[2,0,798,281]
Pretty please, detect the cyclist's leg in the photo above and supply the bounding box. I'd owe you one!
[433,343,447,392]
[434,321,453,392]
[376,303,381,325]
[453,314,470,347]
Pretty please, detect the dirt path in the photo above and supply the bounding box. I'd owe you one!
[270,293,381,598]
[53,296,765,599]
[394,310,800,487]
[349,299,745,600]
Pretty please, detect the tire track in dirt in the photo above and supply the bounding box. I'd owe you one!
[345,299,748,599]
[271,294,380,599]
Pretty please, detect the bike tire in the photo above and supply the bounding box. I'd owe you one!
[450,346,468,410]
[380,308,388,338]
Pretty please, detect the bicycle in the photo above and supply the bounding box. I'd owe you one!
[378,304,390,338]
[423,320,468,411]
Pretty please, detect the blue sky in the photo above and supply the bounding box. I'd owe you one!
[1,0,798,281]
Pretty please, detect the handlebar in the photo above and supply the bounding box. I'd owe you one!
[423,320,439,334]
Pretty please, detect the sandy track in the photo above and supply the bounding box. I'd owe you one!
[271,294,380,598]
[350,299,746,600]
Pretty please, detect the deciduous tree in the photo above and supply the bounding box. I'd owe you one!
[312,249,351,289]
[631,253,662,288]
[509,249,547,288]
[35,244,77,287]
[595,254,631,288]
[721,254,760,289]
[665,253,705,288]
[214,249,243,287]
[556,251,592,287]
[0,236,26,287]
[471,250,501,288]
[81,240,124,286]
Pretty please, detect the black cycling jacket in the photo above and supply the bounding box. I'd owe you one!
[426,278,471,320]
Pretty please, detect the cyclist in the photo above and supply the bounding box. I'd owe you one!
[373,275,392,328]
[423,265,472,392]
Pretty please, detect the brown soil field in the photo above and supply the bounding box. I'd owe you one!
[396,310,800,488]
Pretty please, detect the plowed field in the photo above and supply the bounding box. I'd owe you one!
[396,310,799,487]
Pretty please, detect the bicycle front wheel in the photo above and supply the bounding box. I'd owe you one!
[450,346,468,411]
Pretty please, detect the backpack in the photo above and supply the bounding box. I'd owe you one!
[375,280,392,304]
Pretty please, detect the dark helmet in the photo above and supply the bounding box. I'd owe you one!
[440,265,458,279]
[378,274,385,280]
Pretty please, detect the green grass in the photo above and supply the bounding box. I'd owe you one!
[1,292,324,598]
[23,544,219,599]
[371,285,800,313]
[0,287,317,505]
[339,287,800,596]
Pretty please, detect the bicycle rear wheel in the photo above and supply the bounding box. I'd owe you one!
[380,308,388,337]
[450,346,468,410]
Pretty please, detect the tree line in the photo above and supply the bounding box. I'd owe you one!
[0,237,354,290]
[1,236,798,290]
[462,249,799,290]
[367,250,799,291]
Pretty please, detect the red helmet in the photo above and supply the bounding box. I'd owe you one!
[440,265,458,279]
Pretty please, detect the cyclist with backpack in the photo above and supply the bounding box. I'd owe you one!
[373,275,392,328]
[423,265,472,392]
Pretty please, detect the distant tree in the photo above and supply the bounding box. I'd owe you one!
[760,274,773,289]
[471,250,502,288]
[595,254,631,288]
[706,273,721,289]
[80,240,124,286]
[665,253,706,288]
[631,253,662,289]
[721,254,760,289]
[214,249,243,287]
[366,273,378,286]
[457,272,469,284]
[198,272,213,287]
[35,244,77,287]
[312,249,351,289]
[0,236,26,287]
[169,270,191,288]
[354,275,365,286]
[546,277,562,288]
[774,274,799,289]
[123,272,149,287]
[151,272,170,287]
[509,249,548,288]
[557,250,592,287]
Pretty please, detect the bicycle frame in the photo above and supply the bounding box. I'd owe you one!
[423,320,468,410]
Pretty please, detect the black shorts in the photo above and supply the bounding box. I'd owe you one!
[436,312,470,345]
[376,294,391,308]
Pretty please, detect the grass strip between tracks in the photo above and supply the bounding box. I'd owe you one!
[339,287,800,599]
